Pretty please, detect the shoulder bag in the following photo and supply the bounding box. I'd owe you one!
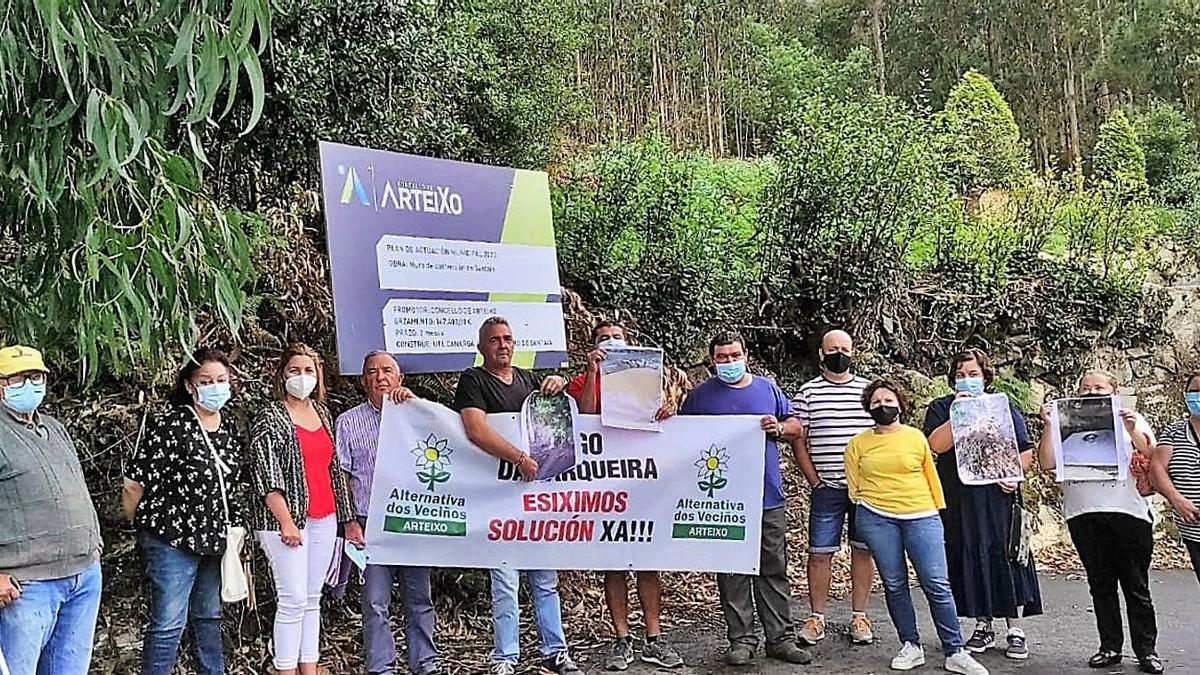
[191,408,251,603]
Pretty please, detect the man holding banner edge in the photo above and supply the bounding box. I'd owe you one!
[452,316,581,675]
[678,330,813,667]
[568,320,683,670]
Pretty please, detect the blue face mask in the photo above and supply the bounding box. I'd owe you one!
[715,360,747,384]
[195,382,232,412]
[1186,392,1200,417]
[2,379,47,414]
[600,338,627,350]
[955,376,985,396]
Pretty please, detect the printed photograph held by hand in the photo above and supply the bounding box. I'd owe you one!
[520,392,582,480]
[1053,395,1122,481]
[950,393,1024,485]
[599,346,664,431]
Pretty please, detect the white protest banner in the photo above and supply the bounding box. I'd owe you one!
[364,399,765,574]
[600,346,665,432]
[1051,395,1130,482]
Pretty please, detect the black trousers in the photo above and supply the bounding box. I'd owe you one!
[1067,512,1157,658]
[1186,538,1200,586]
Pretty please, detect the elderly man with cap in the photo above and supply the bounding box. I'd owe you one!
[0,345,103,674]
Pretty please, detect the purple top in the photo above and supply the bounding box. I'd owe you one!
[680,375,793,510]
[335,401,383,518]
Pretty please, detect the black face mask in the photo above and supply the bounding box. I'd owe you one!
[1079,393,1108,399]
[822,351,851,375]
[869,405,900,425]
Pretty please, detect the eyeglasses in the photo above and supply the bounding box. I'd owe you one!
[2,372,47,387]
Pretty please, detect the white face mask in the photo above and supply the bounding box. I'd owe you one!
[285,374,317,399]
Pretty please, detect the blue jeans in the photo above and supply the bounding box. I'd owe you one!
[490,568,567,664]
[809,484,867,553]
[0,560,101,675]
[138,530,224,675]
[855,506,964,656]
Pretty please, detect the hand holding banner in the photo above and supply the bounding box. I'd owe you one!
[364,399,766,573]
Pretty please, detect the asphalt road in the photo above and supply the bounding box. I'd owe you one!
[581,571,1199,674]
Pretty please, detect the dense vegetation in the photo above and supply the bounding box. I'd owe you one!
[3,2,1198,672]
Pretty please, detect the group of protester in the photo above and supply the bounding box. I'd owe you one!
[2,317,1200,675]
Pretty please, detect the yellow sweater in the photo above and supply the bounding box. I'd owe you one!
[845,425,946,516]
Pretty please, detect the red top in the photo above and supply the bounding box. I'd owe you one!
[566,373,602,413]
[295,425,336,519]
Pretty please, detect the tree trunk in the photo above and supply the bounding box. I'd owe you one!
[1063,39,1082,167]
[871,0,887,94]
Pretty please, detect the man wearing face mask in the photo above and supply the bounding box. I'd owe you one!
[567,321,683,671]
[0,345,103,674]
[791,330,876,646]
[679,331,812,667]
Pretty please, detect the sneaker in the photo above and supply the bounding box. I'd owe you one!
[491,663,516,675]
[1005,628,1029,660]
[724,644,755,666]
[945,651,990,675]
[641,639,683,668]
[890,642,926,671]
[798,614,826,645]
[850,614,875,645]
[965,624,996,653]
[605,639,634,671]
[766,641,812,664]
[1088,650,1122,668]
[540,652,582,675]
[1138,653,1165,674]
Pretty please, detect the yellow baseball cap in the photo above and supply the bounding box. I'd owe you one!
[0,345,49,376]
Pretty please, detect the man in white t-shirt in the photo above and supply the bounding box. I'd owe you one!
[791,330,876,646]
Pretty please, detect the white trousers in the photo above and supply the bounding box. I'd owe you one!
[258,515,337,669]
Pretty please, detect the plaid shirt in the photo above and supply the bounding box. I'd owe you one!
[334,401,382,518]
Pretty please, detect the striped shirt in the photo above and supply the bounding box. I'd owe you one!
[1159,418,1200,542]
[335,402,383,518]
[793,374,874,487]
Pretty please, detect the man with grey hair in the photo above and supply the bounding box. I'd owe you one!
[335,350,439,675]
[452,316,579,675]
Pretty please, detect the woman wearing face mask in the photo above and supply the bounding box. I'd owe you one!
[846,379,988,675]
[122,348,243,675]
[1036,370,1162,673]
[1151,372,1200,586]
[924,349,1042,660]
[249,344,354,675]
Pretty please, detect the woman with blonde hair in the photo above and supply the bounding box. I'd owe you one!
[249,344,356,675]
[1037,370,1161,673]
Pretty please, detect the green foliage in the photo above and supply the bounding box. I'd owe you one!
[553,134,771,363]
[935,70,1031,195]
[0,0,269,381]
[217,0,584,203]
[731,22,874,151]
[1132,101,1197,189]
[1092,109,1149,197]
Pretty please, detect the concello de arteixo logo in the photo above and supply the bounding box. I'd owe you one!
[669,444,748,541]
[336,163,464,215]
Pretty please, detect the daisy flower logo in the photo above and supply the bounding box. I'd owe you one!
[695,444,730,497]
[412,433,454,492]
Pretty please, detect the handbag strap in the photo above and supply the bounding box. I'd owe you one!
[190,407,233,527]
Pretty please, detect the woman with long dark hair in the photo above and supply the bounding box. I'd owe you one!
[122,347,242,675]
